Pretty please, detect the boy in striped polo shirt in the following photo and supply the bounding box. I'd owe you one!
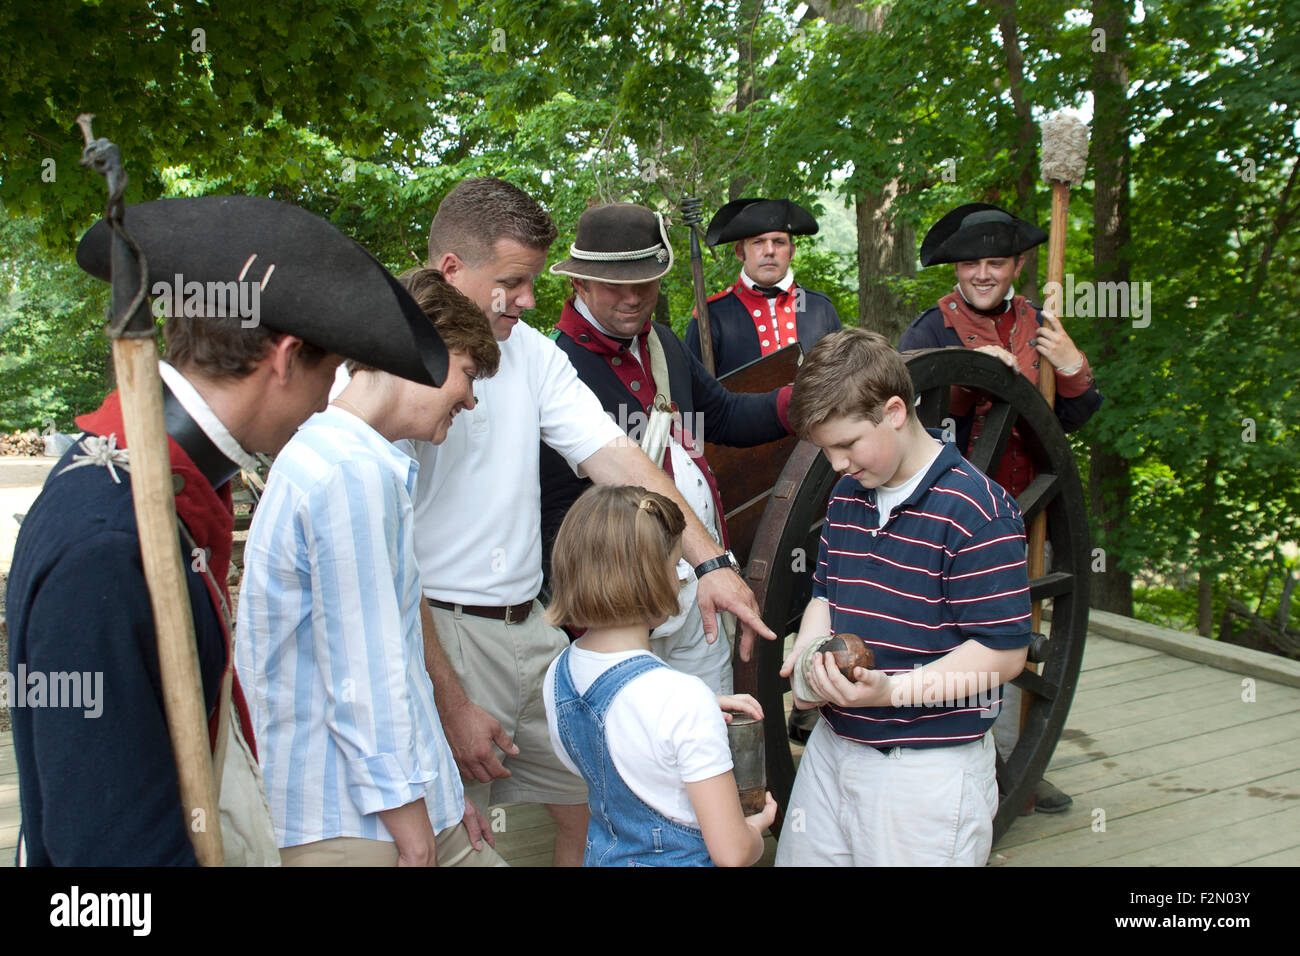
[774,329,1030,866]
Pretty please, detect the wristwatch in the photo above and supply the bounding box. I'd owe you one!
[694,549,740,580]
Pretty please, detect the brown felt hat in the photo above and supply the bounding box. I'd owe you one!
[550,203,675,284]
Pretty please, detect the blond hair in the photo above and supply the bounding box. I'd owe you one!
[545,485,686,630]
[789,328,916,438]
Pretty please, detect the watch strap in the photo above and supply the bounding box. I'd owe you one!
[694,550,738,579]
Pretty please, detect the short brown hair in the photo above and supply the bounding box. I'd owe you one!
[427,177,558,267]
[162,315,329,379]
[789,328,915,438]
[347,267,500,377]
[545,485,687,630]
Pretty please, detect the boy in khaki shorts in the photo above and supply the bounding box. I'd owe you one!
[775,329,1030,866]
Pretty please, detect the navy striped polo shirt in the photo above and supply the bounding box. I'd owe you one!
[812,437,1031,748]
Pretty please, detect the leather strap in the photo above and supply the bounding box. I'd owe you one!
[693,550,737,580]
[162,382,241,489]
[427,597,535,624]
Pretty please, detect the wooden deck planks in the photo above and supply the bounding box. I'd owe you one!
[992,769,1300,866]
[3,633,1297,868]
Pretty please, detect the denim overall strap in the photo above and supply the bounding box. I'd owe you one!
[553,649,714,867]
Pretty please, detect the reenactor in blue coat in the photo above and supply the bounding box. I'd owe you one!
[685,198,843,377]
[6,196,447,865]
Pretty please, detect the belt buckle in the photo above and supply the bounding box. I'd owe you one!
[504,604,521,626]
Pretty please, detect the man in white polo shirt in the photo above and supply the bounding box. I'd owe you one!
[410,178,775,866]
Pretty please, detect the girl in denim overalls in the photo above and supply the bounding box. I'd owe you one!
[543,485,777,867]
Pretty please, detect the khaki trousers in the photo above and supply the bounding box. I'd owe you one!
[279,822,508,867]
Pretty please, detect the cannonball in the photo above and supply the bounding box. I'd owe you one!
[817,633,874,680]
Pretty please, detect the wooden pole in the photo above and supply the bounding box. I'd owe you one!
[1020,182,1070,729]
[114,341,224,865]
[683,198,716,375]
[79,115,224,865]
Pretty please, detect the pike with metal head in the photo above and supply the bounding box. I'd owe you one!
[681,197,716,375]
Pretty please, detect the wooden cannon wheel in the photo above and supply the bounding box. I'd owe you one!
[734,347,1091,840]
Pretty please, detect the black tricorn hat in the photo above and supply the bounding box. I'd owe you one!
[550,203,674,283]
[919,203,1047,267]
[77,195,449,387]
[705,198,819,246]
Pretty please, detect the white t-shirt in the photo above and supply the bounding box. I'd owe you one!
[410,322,625,605]
[874,441,944,529]
[543,647,733,827]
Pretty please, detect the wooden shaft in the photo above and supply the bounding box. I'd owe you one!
[113,339,224,866]
[1021,179,1072,732]
[690,230,716,376]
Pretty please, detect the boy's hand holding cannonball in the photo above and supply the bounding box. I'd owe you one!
[806,649,893,709]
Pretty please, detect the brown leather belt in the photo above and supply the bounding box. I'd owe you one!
[427,597,535,625]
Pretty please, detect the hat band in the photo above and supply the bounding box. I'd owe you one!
[568,242,670,263]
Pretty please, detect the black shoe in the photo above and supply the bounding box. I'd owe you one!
[787,707,819,743]
[1033,778,1073,813]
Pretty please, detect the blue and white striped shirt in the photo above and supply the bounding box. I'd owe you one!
[236,408,463,848]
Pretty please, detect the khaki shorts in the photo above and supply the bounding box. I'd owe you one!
[279,822,508,867]
[774,721,998,867]
[430,600,588,809]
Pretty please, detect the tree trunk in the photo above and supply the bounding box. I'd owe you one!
[1274,572,1294,632]
[1195,453,1218,637]
[995,0,1039,304]
[1276,572,1297,629]
[804,0,886,32]
[1087,0,1134,616]
[729,0,761,201]
[804,1,913,337]
[1197,572,1214,637]
[854,182,916,338]
[655,290,671,328]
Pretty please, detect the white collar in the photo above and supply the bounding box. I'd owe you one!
[573,295,643,359]
[157,361,261,474]
[739,268,794,293]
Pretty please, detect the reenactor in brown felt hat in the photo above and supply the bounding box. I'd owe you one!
[544,202,793,694]
[7,195,449,865]
[898,201,1104,813]
[684,198,844,377]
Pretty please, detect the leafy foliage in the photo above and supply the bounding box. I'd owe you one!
[1,0,1297,637]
